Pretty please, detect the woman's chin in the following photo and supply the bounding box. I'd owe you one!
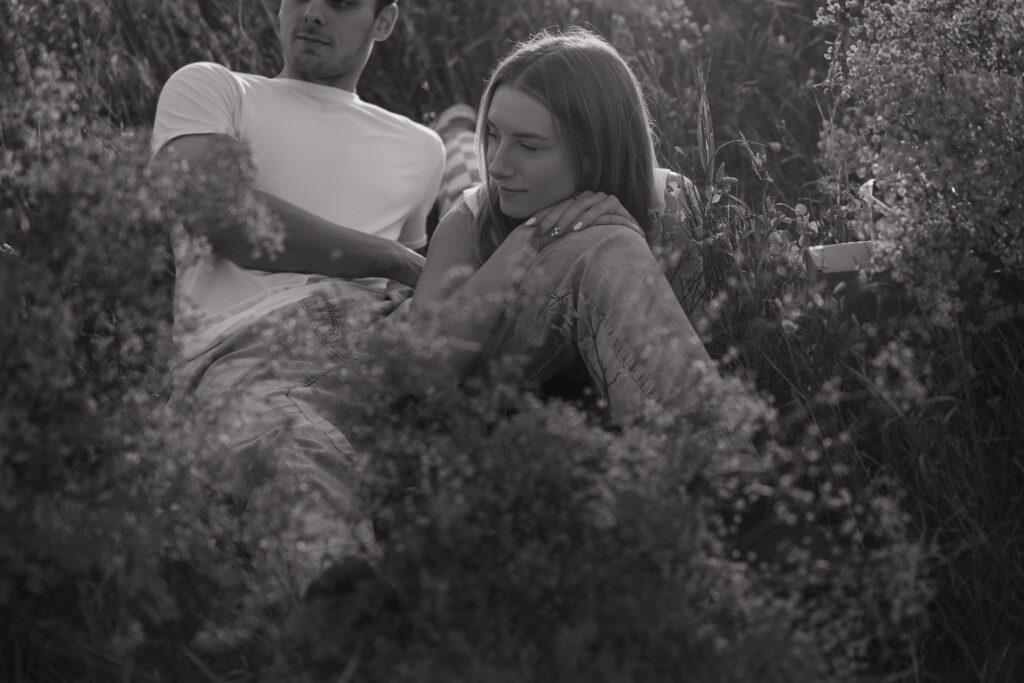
[497,201,531,221]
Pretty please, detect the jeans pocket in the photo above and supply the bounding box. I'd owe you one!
[300,293,351,363]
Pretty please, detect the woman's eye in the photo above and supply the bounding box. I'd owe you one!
[518,142,538,152]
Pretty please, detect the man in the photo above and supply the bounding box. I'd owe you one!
[150,0,444,593]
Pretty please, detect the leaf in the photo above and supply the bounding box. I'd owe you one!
[696,80,713,176]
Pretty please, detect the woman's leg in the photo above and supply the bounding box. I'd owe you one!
[483,225,718,425]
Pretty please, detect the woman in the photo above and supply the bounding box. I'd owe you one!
[413,28,716,426]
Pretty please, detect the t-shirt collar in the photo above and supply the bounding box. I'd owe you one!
[275,77,360,104]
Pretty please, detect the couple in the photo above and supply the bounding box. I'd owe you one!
[152,0,720,592]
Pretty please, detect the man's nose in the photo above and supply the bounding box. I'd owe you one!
[303,0,325,25]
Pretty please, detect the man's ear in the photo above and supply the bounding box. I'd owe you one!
[372,3,399,41]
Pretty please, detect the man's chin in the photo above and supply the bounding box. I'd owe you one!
[289,56,340,80]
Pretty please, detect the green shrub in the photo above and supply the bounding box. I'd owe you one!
[812,3,1024,677]
[818,0,1024,328]
[1,0,946,681]
[264,307,930,681]
[0,51,298,679]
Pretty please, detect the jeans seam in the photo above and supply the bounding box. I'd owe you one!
[301,294,351,363]
[606,326,657,398]
[324,298,339,334]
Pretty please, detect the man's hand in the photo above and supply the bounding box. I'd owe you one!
[386,243,426,288]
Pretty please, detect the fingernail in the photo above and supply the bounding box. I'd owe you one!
[525,217,536,226]
[572,221,583,231]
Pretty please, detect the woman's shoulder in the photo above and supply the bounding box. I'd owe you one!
[425,195,483,272]
[461,184,484,218]
[434,194,478,240]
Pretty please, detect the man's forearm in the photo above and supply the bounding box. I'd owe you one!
[209,190,425,287]
[153,134,425,286]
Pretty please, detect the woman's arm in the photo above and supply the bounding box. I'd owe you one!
[413,199,537,377]
[412,201,482,309]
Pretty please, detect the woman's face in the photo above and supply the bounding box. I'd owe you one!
[484,85,579,220]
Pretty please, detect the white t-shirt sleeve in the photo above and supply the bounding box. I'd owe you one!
[151,62,241,156]
[398,132,446,250]
[462,184,483,218]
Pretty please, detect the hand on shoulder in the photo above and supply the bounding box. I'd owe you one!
[524,191,643,250]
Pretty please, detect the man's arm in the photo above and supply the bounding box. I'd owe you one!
[153,133,425,287]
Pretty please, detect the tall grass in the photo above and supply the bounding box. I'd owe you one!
[2,0,1022,680]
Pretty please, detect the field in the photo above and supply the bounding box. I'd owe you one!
[2,0,1023,680]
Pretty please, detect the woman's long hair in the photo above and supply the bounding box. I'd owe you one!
[474,27,658,261]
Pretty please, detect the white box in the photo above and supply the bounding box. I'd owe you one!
[805,241,874,282]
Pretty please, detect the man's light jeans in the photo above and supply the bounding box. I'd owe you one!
[171,224,716,591]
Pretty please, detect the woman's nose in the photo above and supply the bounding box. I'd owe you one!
[487,143,512,178]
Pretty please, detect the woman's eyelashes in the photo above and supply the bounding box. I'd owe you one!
[486,127,540,152]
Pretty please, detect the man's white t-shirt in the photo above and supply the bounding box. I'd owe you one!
[151,62,444,359]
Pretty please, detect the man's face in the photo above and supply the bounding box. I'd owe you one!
[277,0,396,91]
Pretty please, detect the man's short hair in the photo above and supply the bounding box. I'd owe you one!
[261,1,394,17]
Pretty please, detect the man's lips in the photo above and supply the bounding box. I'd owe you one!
[297,32,331,45]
